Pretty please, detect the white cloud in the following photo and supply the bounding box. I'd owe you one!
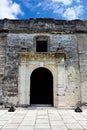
[43,0,84,20]
[75,0,81,3]
[52,0,73,6]
[52,0,81,6]
[0,0,23,19]
[63,5,84,19]
[35,2,42,8]
[22,0,84,20]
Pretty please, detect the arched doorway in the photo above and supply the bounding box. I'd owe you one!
[30,67,53,106]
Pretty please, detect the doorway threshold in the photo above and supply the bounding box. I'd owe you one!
[30,104,53,107]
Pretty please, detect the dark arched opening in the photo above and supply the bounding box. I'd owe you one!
[30,67,53,106]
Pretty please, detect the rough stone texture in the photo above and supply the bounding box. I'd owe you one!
[0,18,87,107]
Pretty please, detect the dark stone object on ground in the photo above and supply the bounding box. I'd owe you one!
[8,105,16,112]
[0,102,3,105]
[75,106,82,112]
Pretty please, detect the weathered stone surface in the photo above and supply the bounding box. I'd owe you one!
[0,18,87,33]
[0,18,87,108]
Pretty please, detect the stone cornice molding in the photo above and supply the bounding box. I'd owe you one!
[18,52,66,60]
[0,19,87,34]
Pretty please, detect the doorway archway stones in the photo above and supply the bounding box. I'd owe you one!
[18,52,65,107]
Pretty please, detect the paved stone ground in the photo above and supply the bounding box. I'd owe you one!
[0,107,87,130]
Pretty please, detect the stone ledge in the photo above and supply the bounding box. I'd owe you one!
[0,18,87,33]
[18,52,66,60]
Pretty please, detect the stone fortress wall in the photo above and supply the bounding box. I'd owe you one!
[0,18,87,108]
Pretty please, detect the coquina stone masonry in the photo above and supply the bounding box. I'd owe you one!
[0,18,87,108]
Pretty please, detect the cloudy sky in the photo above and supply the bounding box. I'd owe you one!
[0,0,87,20]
